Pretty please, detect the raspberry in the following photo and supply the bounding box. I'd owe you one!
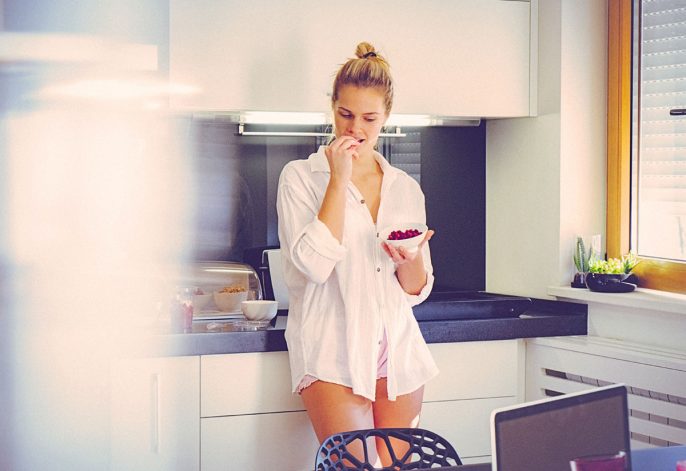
[387,228,423,241]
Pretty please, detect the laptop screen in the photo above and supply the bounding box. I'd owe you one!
[491,384,631,471]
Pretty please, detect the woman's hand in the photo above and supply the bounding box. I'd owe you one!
[382,230,435,265]
[325,136,360,184]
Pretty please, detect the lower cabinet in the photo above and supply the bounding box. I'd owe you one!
[199,340,523,470]
[201,411,318,471]
[110,355,200,471]
[423,340,524,463]
[199,351,319,470]
[108,340,523,469]
[421,396,516,464]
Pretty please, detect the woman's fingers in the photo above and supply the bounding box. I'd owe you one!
[330,135,358,151]
[382,242,398,261]
[327,137,359,162]
[326,136,359,180]
[418,230,435,248]
[383,242,406,264]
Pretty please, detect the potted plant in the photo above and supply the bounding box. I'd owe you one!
[585,252,639,293]
[571,236,591,288]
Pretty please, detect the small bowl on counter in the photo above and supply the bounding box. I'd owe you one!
[214,288,249,312]
[192,289,213,312]
[241,300,278,321]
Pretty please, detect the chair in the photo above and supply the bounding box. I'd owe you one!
[315,427,462,470]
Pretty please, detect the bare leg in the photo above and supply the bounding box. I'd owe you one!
[301,380,378,466]
[372,378,424,467]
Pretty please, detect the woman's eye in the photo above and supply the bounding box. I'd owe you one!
[365,117,377,122]
[340,113,352,119]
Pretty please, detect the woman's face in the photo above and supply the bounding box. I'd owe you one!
[333,85,388,154]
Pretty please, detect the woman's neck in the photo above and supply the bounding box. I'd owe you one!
[352,151,381,177]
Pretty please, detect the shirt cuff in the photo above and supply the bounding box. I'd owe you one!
[404,270,434,307]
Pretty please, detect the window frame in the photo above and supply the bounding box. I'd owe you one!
[607,0,686,294]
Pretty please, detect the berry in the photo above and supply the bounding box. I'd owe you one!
[387,228,423,241]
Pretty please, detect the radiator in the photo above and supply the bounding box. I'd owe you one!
[525,336,686,449]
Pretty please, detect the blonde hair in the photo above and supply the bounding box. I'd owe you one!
[331,42,394,115]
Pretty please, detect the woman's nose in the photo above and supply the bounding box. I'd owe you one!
[347,117,363,133]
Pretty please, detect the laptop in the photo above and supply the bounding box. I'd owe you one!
[490,384,631,471]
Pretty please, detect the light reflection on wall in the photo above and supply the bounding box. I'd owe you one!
[0,53,194,469]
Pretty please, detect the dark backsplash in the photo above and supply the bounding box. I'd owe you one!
[189,120,486,291]
[422,126,486,291]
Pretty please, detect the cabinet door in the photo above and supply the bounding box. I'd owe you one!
[421,396,516,462]
[201,412,318,471]
[170,0,532,117]
[111,356,200,471]
[426,340,523,401]
[422,341,523,462]
[201,351,302,417]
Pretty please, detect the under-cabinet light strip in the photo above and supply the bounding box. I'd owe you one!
[195,111,481,128]
[238,123,407,138]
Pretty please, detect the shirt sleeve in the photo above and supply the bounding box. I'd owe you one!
[403,179,434,306]
[404,241,434,306]
[277,174,347,284]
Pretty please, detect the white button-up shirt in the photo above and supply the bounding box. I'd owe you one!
[276,146,439,401]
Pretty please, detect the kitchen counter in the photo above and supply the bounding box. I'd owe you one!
[139,297,587,357]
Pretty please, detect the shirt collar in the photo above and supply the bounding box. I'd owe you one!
[309,145,400,180]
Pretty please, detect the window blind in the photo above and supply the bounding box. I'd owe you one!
[634,0,686,261]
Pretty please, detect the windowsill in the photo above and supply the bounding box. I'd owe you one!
[547,286,686,315]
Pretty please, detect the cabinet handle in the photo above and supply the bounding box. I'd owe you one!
[150,373,160,454]
[670,108,686,116]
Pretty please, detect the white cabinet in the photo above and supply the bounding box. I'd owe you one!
[421,397,515,464]
[170,0,534,118]
[110,355,200,471]
[107,341,522,470]
[201,350,302,417]
[199,341,523,469]
[200,351,318,471]
[201,412,316,471]
[422,340,524,462]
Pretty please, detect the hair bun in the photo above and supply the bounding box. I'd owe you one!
[355,42,377,59]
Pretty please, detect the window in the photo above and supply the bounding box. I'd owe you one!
[608,0,686,294]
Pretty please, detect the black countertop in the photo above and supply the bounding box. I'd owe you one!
[140,297,587,357]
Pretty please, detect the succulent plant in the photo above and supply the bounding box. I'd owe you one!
[573,236,592,273]
[588,252,639,274]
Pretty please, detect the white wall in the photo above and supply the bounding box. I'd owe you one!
[486,0,608,298]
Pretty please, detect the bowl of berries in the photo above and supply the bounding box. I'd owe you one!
[379,223,428,254]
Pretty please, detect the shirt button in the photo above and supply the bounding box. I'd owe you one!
[377,267,381,272]
[360,199,365,204]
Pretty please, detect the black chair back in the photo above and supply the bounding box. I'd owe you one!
[315,427,462,470]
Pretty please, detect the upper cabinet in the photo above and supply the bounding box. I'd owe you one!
[170,0,535,118]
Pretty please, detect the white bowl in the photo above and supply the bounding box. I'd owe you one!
[213,290,248,312]
[193,292,213,312]
[379,222,428,254]
[241,300,278,321]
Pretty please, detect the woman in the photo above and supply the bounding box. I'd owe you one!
[276,42,438,466]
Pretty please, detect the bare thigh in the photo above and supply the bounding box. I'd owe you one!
[372,377,425,467]
[301,380,377,466]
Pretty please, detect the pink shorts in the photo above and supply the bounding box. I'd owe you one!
[296,330,389,394]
